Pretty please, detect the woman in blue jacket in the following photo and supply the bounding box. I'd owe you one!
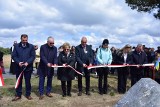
[96,39,112,95]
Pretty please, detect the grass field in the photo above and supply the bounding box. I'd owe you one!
[0,75,128,107]
[0,55,131,107]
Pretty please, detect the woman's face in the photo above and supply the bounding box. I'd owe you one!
[64,46,70,54]
[124,47,131,53]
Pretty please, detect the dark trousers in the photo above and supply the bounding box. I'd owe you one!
[39,71,54,95]
[16,69,32,97]
[117,67,129,93]
[130,68,143,86]
[97,67,109,93]
[78,68,90,92]
[9,62,16,74]
[61,81,72,95]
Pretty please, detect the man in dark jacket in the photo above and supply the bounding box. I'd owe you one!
[38,36,57,100]
[75,37,93,96]
[130,44,148,86]
[12,34,35,101]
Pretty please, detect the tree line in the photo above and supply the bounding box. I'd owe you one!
[0,47,11,55]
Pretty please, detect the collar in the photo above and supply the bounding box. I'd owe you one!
[19,42,29,48]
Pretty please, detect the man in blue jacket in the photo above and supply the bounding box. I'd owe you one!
[12,34,35,101]
[75,37,93,96]
[38,36,57,100]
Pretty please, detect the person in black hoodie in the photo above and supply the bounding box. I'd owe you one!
[116,44,132,94]
[130,44,148,86]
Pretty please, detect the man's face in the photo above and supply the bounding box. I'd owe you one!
[47,39,54,47]
[21,37,28,45]
[136,46,143,53]
[81,39,87,47]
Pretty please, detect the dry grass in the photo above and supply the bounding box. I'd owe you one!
[3,55,11,68]
[0,74,130,107]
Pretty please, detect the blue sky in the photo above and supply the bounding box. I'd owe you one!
[0,0,159,50]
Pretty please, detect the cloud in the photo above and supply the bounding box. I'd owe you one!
[0,0,159,50]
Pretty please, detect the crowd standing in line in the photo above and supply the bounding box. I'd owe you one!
[0,34,160,101]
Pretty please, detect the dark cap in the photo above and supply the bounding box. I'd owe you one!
[102,39,109,45]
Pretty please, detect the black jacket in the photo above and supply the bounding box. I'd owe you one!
[75,44,93,72]
[57,51,75,81]
[116,51,132,65]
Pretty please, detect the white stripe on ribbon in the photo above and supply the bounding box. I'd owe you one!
[87,63,154,70]
[0,68,4,86]
[0,77,3,86]
[15,71,24,89]
[15,67,26,89]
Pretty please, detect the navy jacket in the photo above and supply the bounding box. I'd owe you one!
[57,51,75,81]
[130,50,148,73]
[38,44,57,76]
[75,44,93,72]
[12,42,35,72]
[131,50,148,65]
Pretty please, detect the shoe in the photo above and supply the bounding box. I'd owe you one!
[103,90,108,94]
[39,95,45,100]
[62,93,66,97]
[46,93,53,97]
[78,91,82,96]
[67,93,72,97]
[12,96,21,101]
[86,91,91,95]
[99,91,103,95]
[26,96,33,100]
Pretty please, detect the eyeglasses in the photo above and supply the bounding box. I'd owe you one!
[50,42,54,45]
[82,42,87,43]
[64,49,70,51]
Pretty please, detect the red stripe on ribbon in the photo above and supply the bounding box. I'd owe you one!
[52,65,83,75]
[15,67,26,89]
[0,67,4,86]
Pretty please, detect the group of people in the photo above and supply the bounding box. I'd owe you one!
[3,34,159,101]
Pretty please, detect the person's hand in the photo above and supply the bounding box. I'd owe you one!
[19,62,24,67]
[89,64,92,66]
[63,64,67,67]
[47,63,52,67]
[53,64,57,66]
[24,62,28,67]
[83,63,87,67]
[137,65,140,68]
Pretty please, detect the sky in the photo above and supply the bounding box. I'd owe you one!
[0,0,159,50]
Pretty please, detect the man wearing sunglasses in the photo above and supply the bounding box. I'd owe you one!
[38,36,57,100]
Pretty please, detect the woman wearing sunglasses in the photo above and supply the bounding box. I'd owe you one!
[57,42,75,97]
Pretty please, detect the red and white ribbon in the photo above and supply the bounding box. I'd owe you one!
[52,65,83,75]
[15,67,26,89]
[0,67,4,86]
[87,63,154,70]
